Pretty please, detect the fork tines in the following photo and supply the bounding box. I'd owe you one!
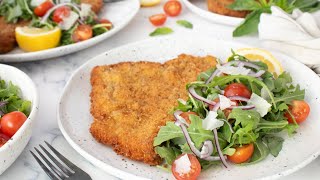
[30,141,89,180]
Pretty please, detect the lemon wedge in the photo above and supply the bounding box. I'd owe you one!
[15,26,61,52]
[140,0,161,7]
[235,48,284,75]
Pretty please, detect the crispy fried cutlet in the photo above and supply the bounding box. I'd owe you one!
[0,17,29,54]
[207,0,249,18]
[90,54,217,165]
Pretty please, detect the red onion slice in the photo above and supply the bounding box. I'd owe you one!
[228,96,250,102]
[41,3,82,24]
[188,87,217,106]
[200,140,214,158]
[249,70,266,77]
[174,110,189,127]
[203,155,225,161]
[213,129,229,168]
[227,105,255,110]
[179,124,201,157]
[205,69,220,84]
[210,102,220,112]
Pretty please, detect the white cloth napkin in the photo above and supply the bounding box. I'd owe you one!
[258,6,320,74]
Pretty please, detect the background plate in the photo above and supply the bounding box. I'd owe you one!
[0,0,140,62]
[58,36,320,180]
[181,0,243,26]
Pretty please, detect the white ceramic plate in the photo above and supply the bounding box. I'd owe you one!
[181,0,243,26]
[0,64,39,174]
[0,0,140,63]
[58,36,320,180]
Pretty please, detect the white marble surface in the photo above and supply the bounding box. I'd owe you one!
[1,2,320,180]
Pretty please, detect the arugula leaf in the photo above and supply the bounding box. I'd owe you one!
[245,138,269,164]
[155,146,181,165]
[60,24,78,46]
[229,109,261,145]
[233,9,267,37]
[262,135,284,157]
[176,20,193,29]
[274,85,305,104]
[228,0,262,11]
[149,27,173,37]
[256,119,288,132]
[229,109,260,129]
[0,80,31,116]
[153,122,183,146]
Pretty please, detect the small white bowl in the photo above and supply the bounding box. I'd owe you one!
[0,64,39,175]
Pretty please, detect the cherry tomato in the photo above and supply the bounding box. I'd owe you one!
[0,133,9,148]
[172,154,201,180]
[180,112,197,124]
[1,111,27,137]
[164,0,182,17]
[227,143,254,164]
[34,0,54,17]
[72,25,93,42]
[52,6,71,23]
[224,83,251,99]
[99,19,113,30]
[149,14,167,26]
[284,100,310,124]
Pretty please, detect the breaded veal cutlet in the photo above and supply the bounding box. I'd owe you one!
[90,54,217,165]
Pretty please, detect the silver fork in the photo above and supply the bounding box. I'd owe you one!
[30,141,92,180]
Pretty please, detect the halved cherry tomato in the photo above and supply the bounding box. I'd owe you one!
[34,0,54,17]
[0,133,9,148]
[284,100,310,124]
[72,25,93,42]
[149,14,167,26]
[164,0,182,17]
[227,143,254,164]
[100,19,113,30]
[172,154,201,180]
[224,83,251,99]
[1,111,27,137]
[52,6,71,23]
[180,111,197,124]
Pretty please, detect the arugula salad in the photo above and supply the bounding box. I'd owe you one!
[0,78,31,147]
[0,0,112,52]
[153,50,310,180]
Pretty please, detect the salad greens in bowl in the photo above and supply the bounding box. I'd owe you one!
[154,49,310,180]
[0,64,39,175]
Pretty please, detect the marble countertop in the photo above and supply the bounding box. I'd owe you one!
[1,2,320,180]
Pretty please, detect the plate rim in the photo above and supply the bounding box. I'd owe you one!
[181,0,243,26]
[57,36,320,180]
[0,0,140,63]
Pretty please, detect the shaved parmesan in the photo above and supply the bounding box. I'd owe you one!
[217,64,251,75]
[202,111,224,130]
[80,3,92,18]
[31,0,46,7]
[219,95,236,110]
[248,93,271,117]
[175,154,191,176]
[59,11,79,30]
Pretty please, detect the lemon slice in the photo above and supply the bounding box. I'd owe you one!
[15,26,61,52]
[235,48,284,75]
[140,0,161,7]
